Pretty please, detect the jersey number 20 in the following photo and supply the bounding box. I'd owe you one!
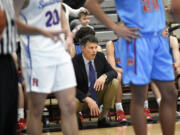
[142,0,159,12]
[45,9,60,27]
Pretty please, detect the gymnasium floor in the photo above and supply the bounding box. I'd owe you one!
[17,121,179,135]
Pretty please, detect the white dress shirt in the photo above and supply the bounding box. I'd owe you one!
[82,54,97,87]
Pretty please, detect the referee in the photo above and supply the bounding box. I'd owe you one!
[0,0,18,135]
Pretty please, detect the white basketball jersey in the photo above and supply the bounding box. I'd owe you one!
[20,0,70,68]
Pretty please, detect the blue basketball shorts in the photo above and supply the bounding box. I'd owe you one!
[119,33,175,85]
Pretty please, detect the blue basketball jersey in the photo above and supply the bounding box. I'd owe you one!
[75,44,82,55]
[113,39,122,68]
[115,0,166,33]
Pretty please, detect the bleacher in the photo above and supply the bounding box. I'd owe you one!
[90,0,118,47]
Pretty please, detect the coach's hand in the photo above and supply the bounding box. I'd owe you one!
[84,97,100,116]
[94,74,107,91]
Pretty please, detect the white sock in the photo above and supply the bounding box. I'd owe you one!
[18,108,24,121]
[99,104,103,112]
[115,102,123,111]
[144,100,149,108]
[156,98,161,107]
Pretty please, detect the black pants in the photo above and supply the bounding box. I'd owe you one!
[63,0,86,9]
[0,55,18,135]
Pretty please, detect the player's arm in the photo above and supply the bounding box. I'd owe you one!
[170,36,180,68]
[84,0,140,41]
[106,41,122,73]
[60,2,75,51]
[66,43,76,58]
[60,3,71,36]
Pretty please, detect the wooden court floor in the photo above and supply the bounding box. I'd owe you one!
[39,122,180,135]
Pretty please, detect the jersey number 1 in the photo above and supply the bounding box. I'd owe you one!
[142,0,159,12]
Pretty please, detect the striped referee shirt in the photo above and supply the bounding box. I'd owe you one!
[0,0,16,55]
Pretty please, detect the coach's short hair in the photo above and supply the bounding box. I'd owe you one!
[80,34,98,46]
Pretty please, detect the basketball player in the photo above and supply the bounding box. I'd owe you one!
[14,0,78,135]
[0,0,64,135]
[85,0,177,135]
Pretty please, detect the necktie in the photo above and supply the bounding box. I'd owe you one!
[89,61,98,104]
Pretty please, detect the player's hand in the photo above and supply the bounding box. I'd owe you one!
[113,23,141,42]
[94,74,107,91]
[42,29,66,43]
[84,97,100,116]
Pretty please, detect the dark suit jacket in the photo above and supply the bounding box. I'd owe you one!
[72,52,118,102]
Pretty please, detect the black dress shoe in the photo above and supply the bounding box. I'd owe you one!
[77,113,84,129]
[98,118,113,128]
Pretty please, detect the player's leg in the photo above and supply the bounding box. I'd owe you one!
[27,92,47,135]
[151,36,177,135]
[144,86,152,120]
[151,82,161,107]
[153,81,176,135]
[115,73,127,122]
[17,83,26,130]
[130,84,147,135]
[120,38,152,135]
[23,66,54,135]
[53,61,78,135]
[116,73,123,108]
[55,88,78,135]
